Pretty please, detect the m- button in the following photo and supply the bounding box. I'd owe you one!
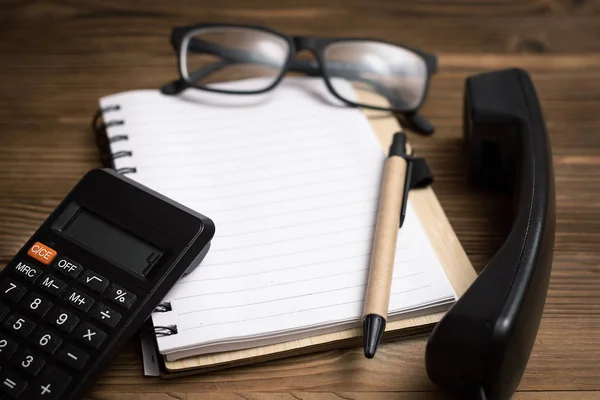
[27,242,57,265]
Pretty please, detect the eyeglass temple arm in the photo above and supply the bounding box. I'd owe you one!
[161,38,434,133]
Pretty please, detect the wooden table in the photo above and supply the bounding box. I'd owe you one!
[1,1,599,399]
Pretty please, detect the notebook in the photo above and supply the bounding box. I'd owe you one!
[95,77,474,372]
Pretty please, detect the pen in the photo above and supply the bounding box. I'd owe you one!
[363,132,412,359]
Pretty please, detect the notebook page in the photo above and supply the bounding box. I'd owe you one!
[101,77,456,358]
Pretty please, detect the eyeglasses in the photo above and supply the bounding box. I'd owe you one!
[160,23,438,134]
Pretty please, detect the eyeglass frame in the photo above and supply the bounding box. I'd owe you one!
[161,23,439,134]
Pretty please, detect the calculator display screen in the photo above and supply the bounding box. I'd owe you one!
[53,202,163,277]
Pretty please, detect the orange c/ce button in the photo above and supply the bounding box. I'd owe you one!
[27,242,57,265]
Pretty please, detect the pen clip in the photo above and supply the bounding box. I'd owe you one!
[400,158,413,228]
[399,156,434,227]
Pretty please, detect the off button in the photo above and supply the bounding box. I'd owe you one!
[53,256,83,279]
[27,242,57,265]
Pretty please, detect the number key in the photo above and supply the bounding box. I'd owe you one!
[47,307,79,333]
[0,333,18,360]
[5,313,35,338]
[31,328,62,355]
[25,292,52,317]
[14,348,45,376]
[0,279,26,302]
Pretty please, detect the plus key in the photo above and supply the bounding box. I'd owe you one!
[30,366,72,399]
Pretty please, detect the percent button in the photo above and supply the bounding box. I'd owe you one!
[106,284,136,310]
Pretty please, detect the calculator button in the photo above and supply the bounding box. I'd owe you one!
[91,303,121,328]
[24,293,53,318]
[5,313,35,338]
[14,348,45,376]
[27,242,57,265]
[57,344,89,371]
[78,270,109,293]
[0,303,10,321]
[1,373,27,398]
[106,284,136,309]
[0,333,18,360]
[47,308,79,333]
[31,328,62,355]
[38,275,67,298]
[75,322,107,349]
[52,256,82,279]
[0,279,26,303]
[12,261,42,283]
[30,366,72,400]
[63,288,94,312]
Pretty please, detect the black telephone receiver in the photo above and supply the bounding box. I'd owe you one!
[425,69,556,400]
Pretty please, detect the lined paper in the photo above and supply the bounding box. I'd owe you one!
[101,77,455,360]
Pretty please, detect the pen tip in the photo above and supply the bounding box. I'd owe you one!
[363,314,386,359]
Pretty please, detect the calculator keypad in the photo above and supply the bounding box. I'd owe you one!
[0,240,140,399]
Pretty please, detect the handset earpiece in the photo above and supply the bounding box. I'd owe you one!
[425,69,555,400]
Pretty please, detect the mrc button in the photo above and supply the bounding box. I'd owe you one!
[53,257,83,279]
[27,242,57,265]
[12,261,42,283]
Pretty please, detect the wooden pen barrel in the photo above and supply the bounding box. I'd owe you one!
[363,155,408,318]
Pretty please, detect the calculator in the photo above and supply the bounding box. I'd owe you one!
[0,169,214,399]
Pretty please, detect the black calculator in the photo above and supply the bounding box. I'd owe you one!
[0,169,214,399]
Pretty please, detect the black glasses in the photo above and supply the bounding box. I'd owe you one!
[161,23,438,134]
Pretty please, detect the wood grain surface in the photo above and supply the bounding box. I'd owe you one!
[1,0,599,398]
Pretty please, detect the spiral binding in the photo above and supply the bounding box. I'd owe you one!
[148,302,178,336]
[92,104,137,174]
[154,302,172,313]
[154,325,178,337]
[140,322,179,338]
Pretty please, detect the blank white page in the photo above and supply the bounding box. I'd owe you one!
[101,77,456,360]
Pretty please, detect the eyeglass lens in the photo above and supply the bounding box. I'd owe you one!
[323,41,428,110]
[181,27,290,92]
